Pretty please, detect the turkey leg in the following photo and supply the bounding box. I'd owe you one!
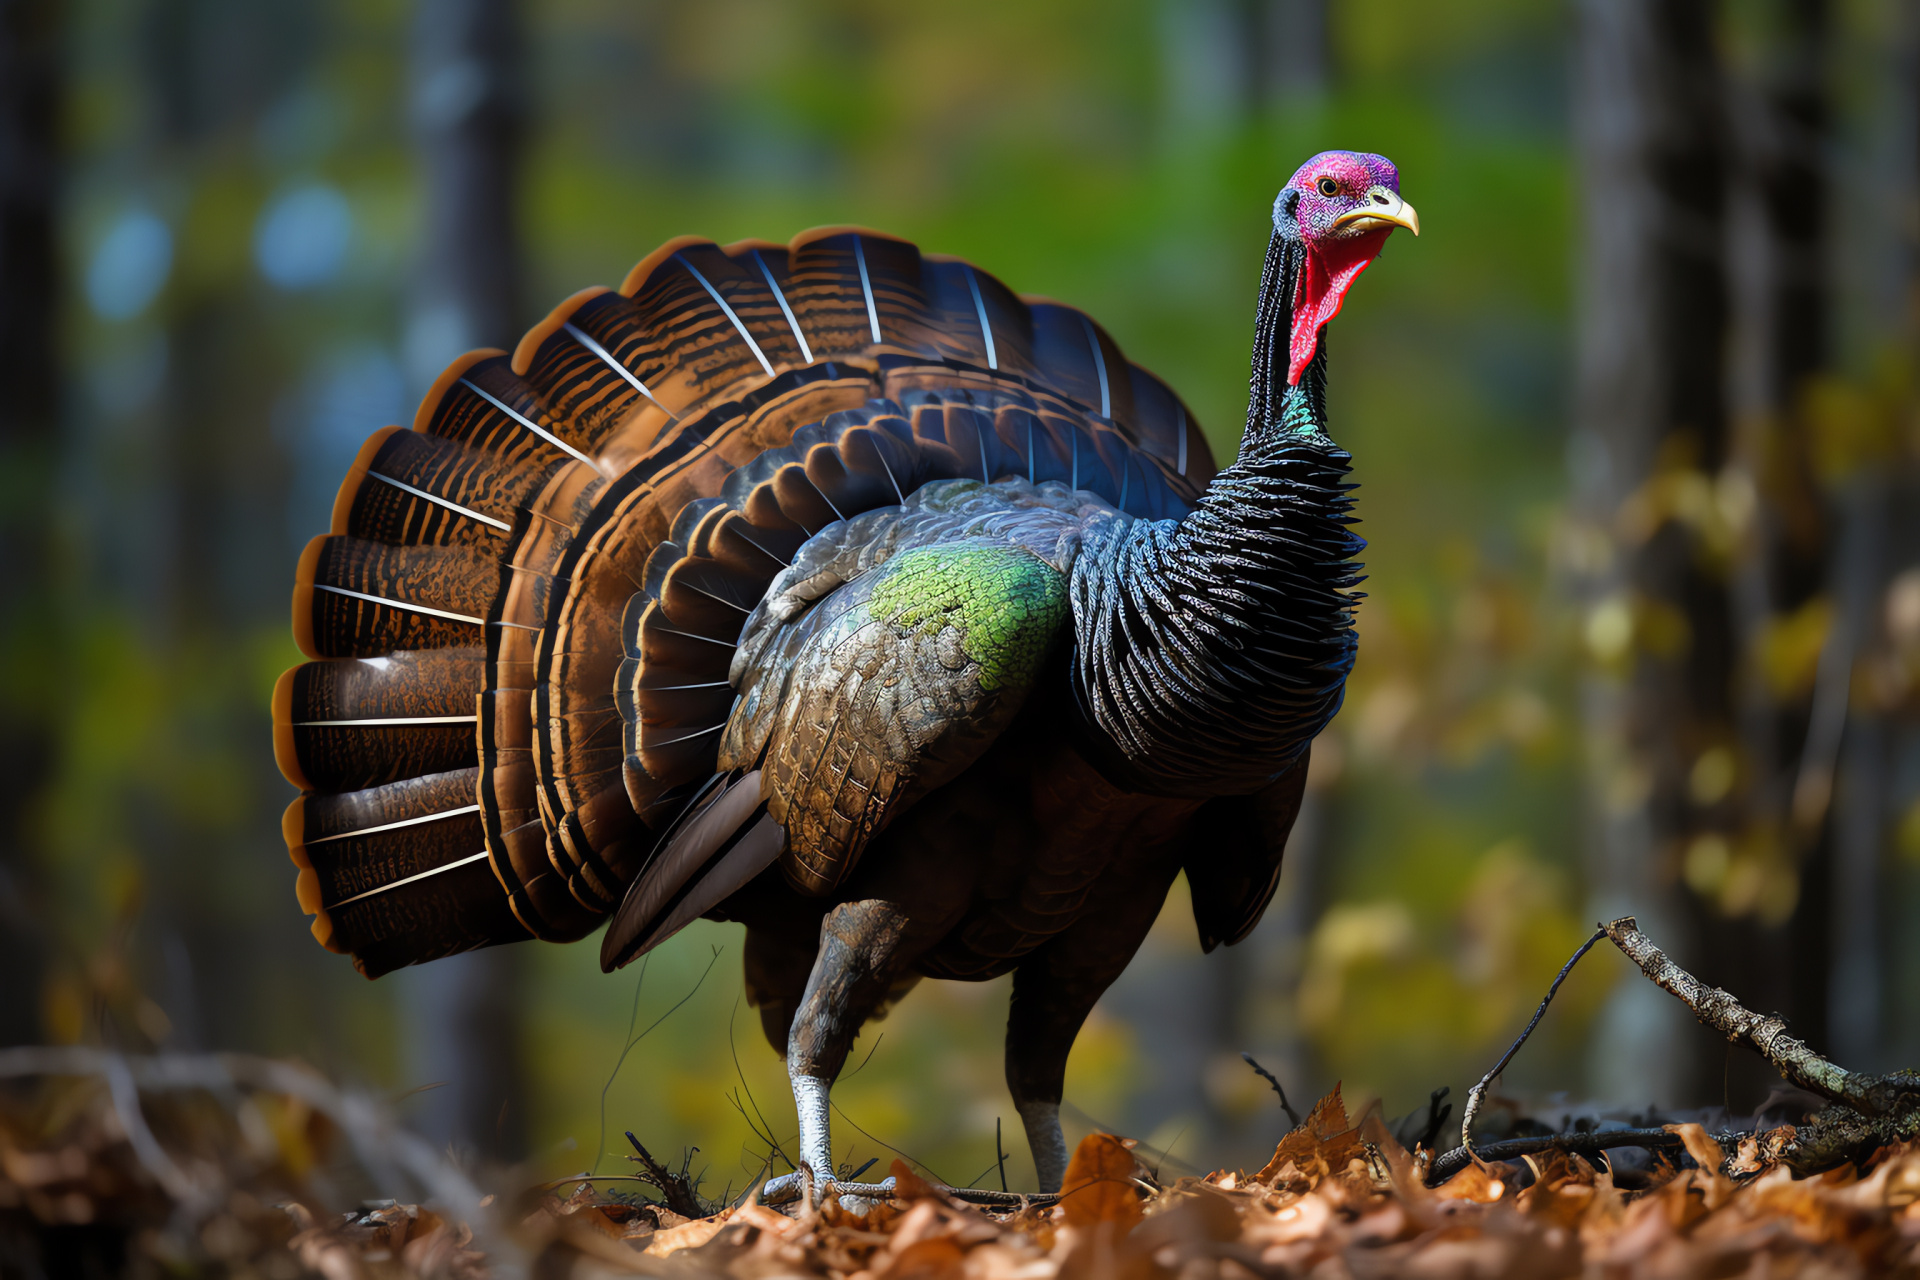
[1005,857,1180,1192]
[764,898,912,1205]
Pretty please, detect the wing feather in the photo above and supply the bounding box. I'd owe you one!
[1182,750,1311,952]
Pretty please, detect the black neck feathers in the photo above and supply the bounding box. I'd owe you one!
[1065,208,1361,798]
[1245,198,1329,453]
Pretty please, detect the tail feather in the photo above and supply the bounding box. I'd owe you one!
[511,288,692,456]
[292,535,491,659]
[330,427,522,547]
[499,817,602,939]
[419,350,600,471]
[273,650,483,793]
[765,233,887,365]
[283,767,525,975]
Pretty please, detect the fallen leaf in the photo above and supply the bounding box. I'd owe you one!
[645,1212,731,1256]
[873,1235,966,1279]
[1255,1085,1365,1189]
[736,1201,803,1240]
[1432,1159,1506,1203]
[1057,1134,1143,1233]
[891,1157,943,1202]
[1668,1122,1733,1209]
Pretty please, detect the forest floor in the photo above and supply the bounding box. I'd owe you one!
[4,918,1920,1279]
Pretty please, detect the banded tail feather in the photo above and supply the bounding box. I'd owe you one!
[278,227,1214,977]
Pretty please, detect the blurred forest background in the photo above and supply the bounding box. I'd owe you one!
[1,0,1918,1195]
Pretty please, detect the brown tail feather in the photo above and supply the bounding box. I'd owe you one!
[273,650,483,793]
[283,768,527,976]
[330,427,525,547]
[292,535,491,660]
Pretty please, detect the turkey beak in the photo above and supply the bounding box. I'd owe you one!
[1334,188,1421,237]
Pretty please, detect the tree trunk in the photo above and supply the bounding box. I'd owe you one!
[1570,0,1732,1106]
[0,0,60,1046]
[1821,0,1920,1072]
[1711,0,1836,1110]
[395,0,529,1165]
[1160,0,1328,139]
[1238,0,1330,111]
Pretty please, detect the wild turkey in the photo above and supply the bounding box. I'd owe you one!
[275,149,1416,1196]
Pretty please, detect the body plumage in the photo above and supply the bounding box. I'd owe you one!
[276,153,1415,1195]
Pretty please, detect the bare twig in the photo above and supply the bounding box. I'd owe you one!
[830,1098,949,1186]
[1426,1127,1690,1185]
[625,1130,706,1220]
[944,1184,1059,1209]
[1412,1087,1452,1152]
[726,996,795,1172]
[998,1117,1009,1192]
[100,1052,199,1207]
[1242,1052,1303,1128]
[1462,928,1606,1155]
[1601,916,1920,1118]
[595,947,721,1175]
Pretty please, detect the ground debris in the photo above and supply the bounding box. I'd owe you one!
[6,1060,1920,1277]
[8,907,1920,1280]
[510,1094,1920,1279]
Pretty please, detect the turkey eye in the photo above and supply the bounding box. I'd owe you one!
[1316,177,1339,197]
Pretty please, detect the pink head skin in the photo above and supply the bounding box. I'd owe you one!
[1277,150,1419,385]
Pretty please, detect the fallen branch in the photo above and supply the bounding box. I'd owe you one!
[1426,1127,1686,1184]
[758,1176,1059,1210]
[1601,917,1920,1119]
[1427,916,1920,1190]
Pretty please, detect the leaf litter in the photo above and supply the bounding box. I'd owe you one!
[7,1065,1920,1278]
[6,917,1920,1277]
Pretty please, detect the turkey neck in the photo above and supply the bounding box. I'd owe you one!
[1065,225,1362,798]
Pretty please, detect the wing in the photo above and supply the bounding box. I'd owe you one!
[744,535,1070,894]
[599,480,1094,969]
[1181,747,1310,952]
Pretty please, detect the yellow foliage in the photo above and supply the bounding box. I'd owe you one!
[1688,746,1737,807]
[1297,902,1416,1032]
[1756,597,1833,699]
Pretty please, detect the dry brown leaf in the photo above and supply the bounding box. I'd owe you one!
[1668,1122,1735,1210]
[13,1052,1920,1279]
[1432,1158,1507,1203]
[735,1201,804,1241]
[873,1234,967,1280]
[890,1157,943,1203]
[1667,1121,1727,1173]
[1138,1184,1239,1246]
[1253,1085,1367,1190]
[1054,1220,1155,1280]
[1057,1133,1142,1233]
[644,1210,731,1256]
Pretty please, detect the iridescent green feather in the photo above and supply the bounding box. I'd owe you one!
[865,545,1068,693]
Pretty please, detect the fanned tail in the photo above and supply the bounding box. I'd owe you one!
[278,227,1216,978]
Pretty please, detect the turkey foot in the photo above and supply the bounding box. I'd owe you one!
[762,899,912,1210]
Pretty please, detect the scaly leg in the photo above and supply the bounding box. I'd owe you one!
[762,899,911,1206]
[1005,858,1180,1192]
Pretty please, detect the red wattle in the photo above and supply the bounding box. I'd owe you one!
[1288,228,1389,386]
